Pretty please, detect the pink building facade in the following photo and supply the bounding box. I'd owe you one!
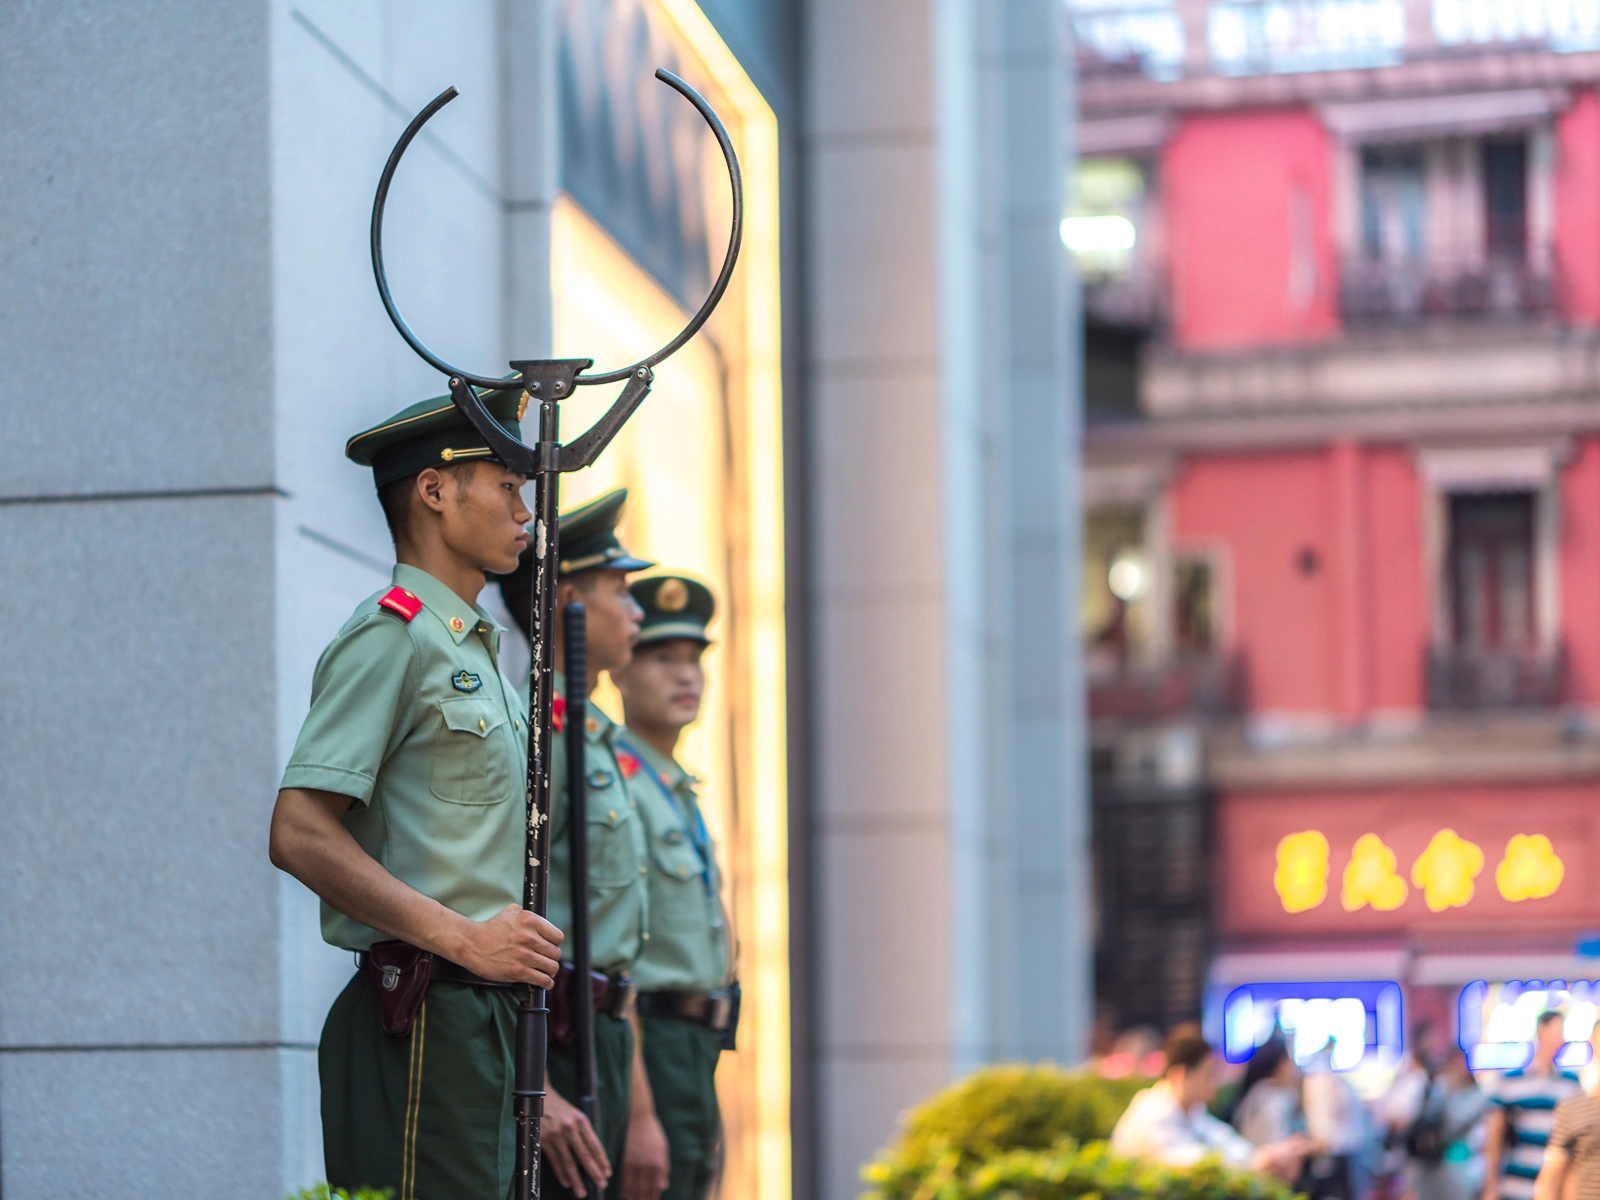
[1078,0,1600,1057]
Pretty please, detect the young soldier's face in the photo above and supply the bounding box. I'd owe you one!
[428,463,531,575]
[565,570,642,677]
[615,640,706,732]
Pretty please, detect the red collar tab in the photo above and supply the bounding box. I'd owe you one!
[617,749,641,780]
[552,693,566,732]
[378,587,424,622]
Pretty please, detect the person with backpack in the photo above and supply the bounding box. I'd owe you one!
[1412,1046,1492,1200]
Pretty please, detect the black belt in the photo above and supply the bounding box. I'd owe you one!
[356,949,516,990]
[637,986,737,1032]
[355,952,636,1017]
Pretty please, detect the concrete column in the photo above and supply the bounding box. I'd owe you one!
[500,0,558,360]
[804,2,1084,1195]
[0,3,279,1195]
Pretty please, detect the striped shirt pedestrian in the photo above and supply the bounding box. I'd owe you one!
[1485,1062,1581,1200]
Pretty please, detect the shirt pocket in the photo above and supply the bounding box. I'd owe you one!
[648,835,708,932]
[431,697,511,804]
[584,799,640,888]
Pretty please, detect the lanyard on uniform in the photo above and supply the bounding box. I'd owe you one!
[620,739,713,895]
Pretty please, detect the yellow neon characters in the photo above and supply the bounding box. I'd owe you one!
[1341,833,1408,912]
[1496,834,1564,902]
[1410,829,1485,912]
[1275,830,1330,913]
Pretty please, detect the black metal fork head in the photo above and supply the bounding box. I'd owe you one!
[369,69,744,474]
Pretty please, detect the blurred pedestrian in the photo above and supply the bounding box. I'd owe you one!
[1112,1024,1308,1180]
[1303,1038,1376,1200]
[1100,1025,1164,1079]
[1483,1012,1581,1200]
[1376,1022,1448,1200]
[1410,1046,1491,1200]
[1532,1019,1600,1200]
[1232,1037,1305,1147]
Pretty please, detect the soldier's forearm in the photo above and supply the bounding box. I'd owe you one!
[269,786,474,959]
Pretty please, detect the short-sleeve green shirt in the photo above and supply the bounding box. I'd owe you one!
[617,737,729,993]
[281,564,528,951]
[545,673,649,976]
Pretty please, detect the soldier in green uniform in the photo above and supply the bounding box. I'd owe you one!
[492,490,666,1200]
[612,575,735,1200]
[268,387,566,1199]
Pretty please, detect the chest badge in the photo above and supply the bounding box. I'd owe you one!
[588,769,614,789]
[451,670,482,693]
[663,828,686,845]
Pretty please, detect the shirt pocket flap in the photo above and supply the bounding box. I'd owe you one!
[438,697,508,739]
[649,833,703,882]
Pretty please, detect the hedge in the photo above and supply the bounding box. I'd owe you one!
[861,1064,1302,1200]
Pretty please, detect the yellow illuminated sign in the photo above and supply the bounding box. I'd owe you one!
[1497,834,1564,902]
[1277,829,1561,914]
[1341,833,1408,912]
[1411,829,1484,912]
[1275,830,1330,913]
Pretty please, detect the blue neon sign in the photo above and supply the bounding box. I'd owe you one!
[1458,981,1598,1072]
[1223,981,1403,1070]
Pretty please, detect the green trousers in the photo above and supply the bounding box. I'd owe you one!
[545,1013,634,1200]
[321,973,517,1200]
[639,1014,724,1200]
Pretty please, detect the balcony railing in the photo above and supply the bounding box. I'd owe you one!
[1425,644,1565,710]
[1341,254,1555,323]
[1089,654,1245,721]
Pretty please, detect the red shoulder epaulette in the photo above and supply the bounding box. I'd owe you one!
[552,693,566,732]
[377,587,423,622]
[616,749,641,780]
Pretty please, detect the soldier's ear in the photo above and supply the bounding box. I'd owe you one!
[414,468,448,514]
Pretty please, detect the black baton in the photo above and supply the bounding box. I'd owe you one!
[563,600,602,1195]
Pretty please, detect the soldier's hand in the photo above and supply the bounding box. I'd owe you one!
[459,904,563,986]
[544,1086,611,1197]
[621,1108,670,1200]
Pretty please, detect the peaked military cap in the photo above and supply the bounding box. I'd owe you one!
[491,487,655,596]
[346,386,527,488]
[632,575,715,646]
[557,489,654,576]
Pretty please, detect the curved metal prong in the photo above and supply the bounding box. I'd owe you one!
[370,86,510,391]
[370,73,744,397]
[575,69,744,386]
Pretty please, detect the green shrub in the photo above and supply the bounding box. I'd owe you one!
[288,1186,393,1200]
[869,1064,1151,1181]
[861,1064,1301,1200]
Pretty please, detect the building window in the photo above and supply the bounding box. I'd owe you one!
[1483,138,1528,261]
[1174,554,1217,656]
[1085,505,1151,672]
[1062,157,1146,278]
[1360,145,1426,264]
[1448,492,1534,649]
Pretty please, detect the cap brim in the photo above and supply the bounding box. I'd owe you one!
[610,553,656,572]
[638,623,712,646]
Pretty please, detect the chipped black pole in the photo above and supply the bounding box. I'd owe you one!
[369,69,742,1200]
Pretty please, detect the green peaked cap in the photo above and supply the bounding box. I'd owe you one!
[346,386,527,487]
[490,487,655,596]
[631,575,715,646]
